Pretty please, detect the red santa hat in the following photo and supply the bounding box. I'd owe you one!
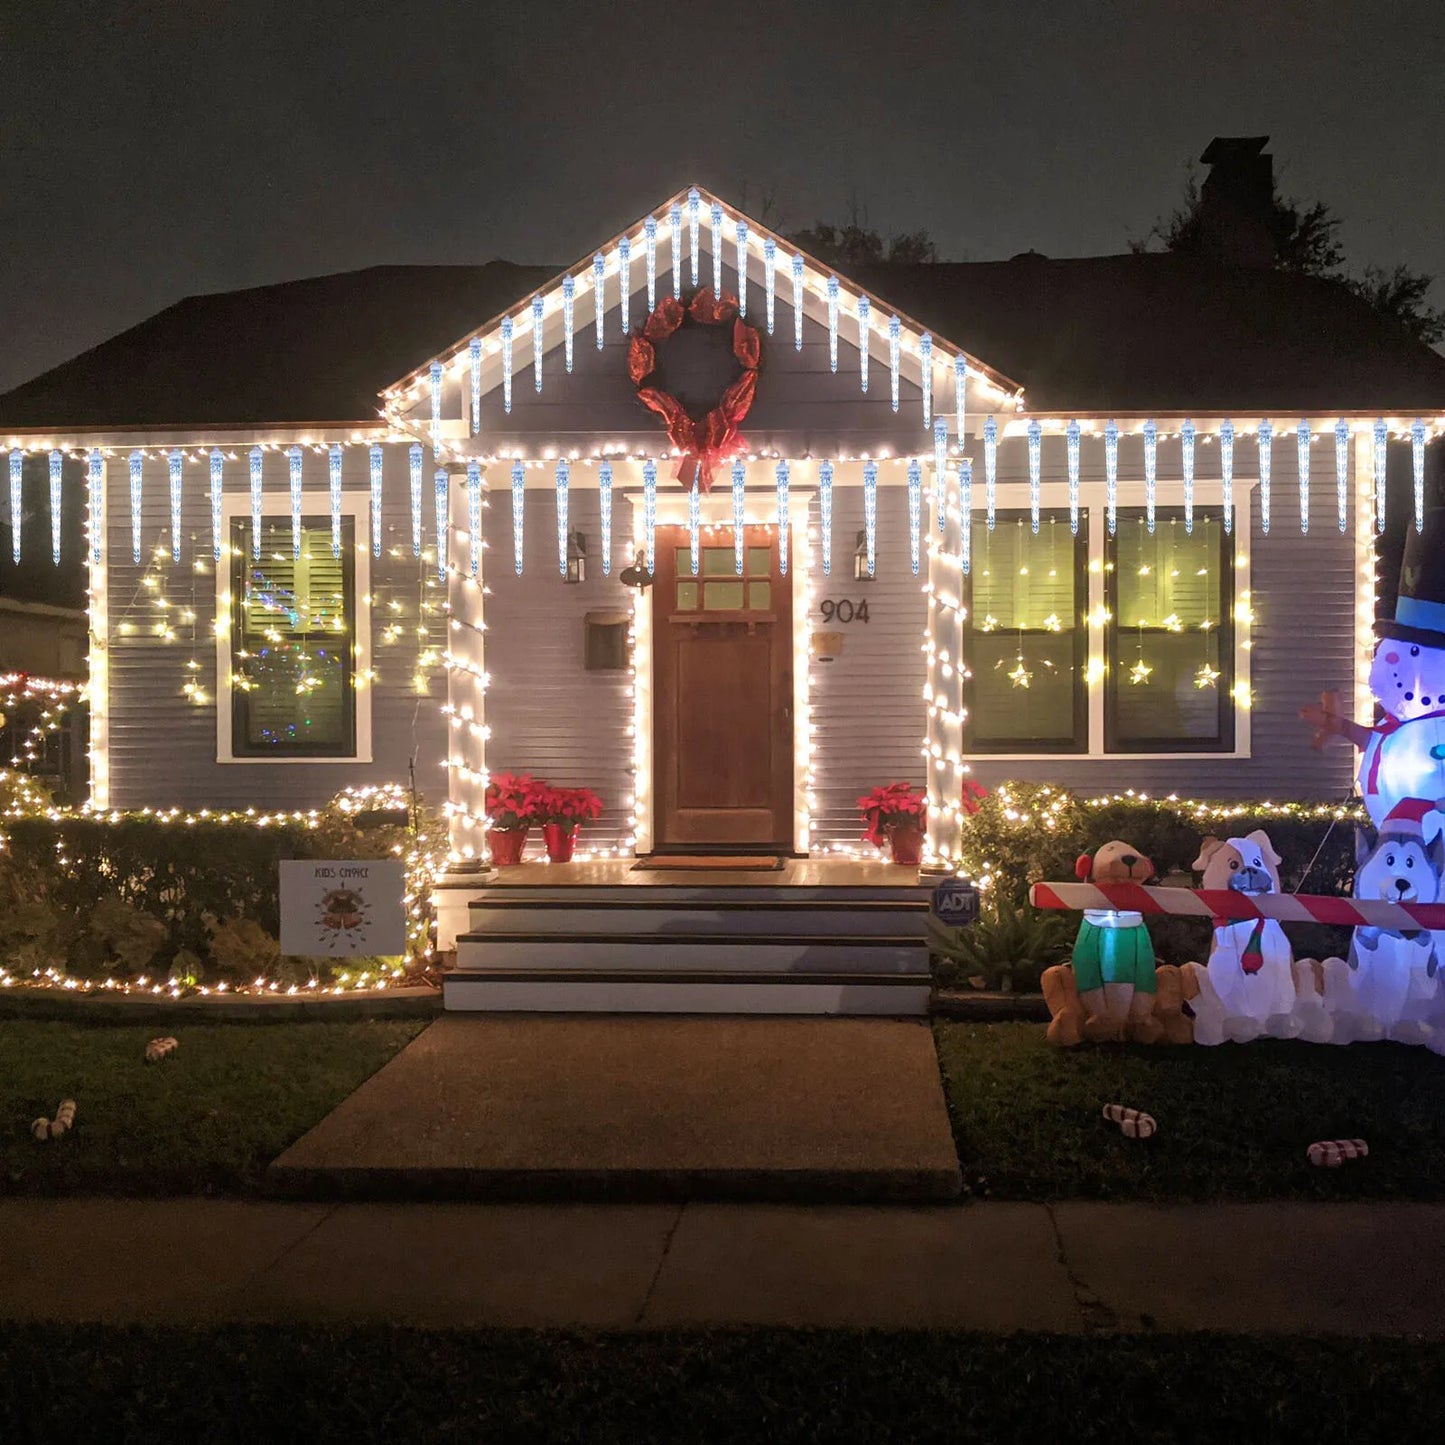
[1380,797,1445,843]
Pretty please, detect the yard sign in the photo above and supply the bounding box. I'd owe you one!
[279,859,407,957]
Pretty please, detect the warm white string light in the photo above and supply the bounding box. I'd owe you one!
[1143,419,1157,535]
[511,460,525,575]
[1181,419,1195,535]
[908,458,921,576]
[408,443,423,556]
[819,459,833,575]
[1027,420,1041,535]
[984,416,997,531]
[862,459,876,578]
[555,459,570,577]
[1066,419,1080,535]
[1258,419,1273,535]
[599,459,613,575]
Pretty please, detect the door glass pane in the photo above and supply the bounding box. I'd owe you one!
[747,546,772,575]
[748,581,772,610]
[704,581,745,610]
[675,546,698,577]
[702,548,734,576]
[676,581,699,610]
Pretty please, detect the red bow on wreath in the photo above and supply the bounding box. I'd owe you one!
[628,288,761,492]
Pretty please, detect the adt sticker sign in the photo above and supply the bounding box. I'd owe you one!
[279,860,407,957]
[931,877,979,928]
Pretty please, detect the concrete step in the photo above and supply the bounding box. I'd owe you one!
[442,969,932,1017]
[470,883,934,907]
[466,898,927,939]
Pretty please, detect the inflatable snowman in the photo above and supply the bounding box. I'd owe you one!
[1303,503,1445,825]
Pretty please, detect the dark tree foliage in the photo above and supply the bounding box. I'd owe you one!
[787,219,941,268]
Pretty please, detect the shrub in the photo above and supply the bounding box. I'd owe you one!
[928,893,1075,992]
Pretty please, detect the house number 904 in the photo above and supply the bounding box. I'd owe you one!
[819,599,870,624]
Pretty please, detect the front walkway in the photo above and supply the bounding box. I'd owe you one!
[4,1197,1444,1334]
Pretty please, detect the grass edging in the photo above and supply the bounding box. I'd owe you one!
[0,984,441,1025]
[931,989,1049,1021]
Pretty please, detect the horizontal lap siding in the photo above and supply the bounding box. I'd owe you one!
[105,444,449,811]
[482,489,634,849]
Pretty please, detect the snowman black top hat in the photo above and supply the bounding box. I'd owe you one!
[1379,503,1445,649]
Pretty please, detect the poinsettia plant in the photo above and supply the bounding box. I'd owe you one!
[858,782,928,847]
[484,772,544,831]
[536,785,604,833]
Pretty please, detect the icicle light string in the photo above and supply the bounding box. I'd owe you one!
[954,356,967,441]
[643,458,657,572]
[731,458,746,575]
[167,449,183,563]
[501,317,514,415]
[959,458,973,575]
[129,450,144,564]
[920,333,933,430]
[688,187,701,285]
[369,444,384,558]
[791,254,805,351]
[644,216,658,312]
[1181,419,1195,535]
[531,295,544,392]
[1334,420,1349,534]
[408,443,423,557]
[555,459,570,577]
[819,459,834,576]
[764,236,777,335]
[907,458,921,576]
[777,459,790,575]
[670,203,683,299]
[1027,420,1042,535]
[593,252,606,350]
[857,296,871,393]
[688,480,700,575]
[1220,419,1235,535]
[89,450,105,566]
[711,203,724,296]
[889,314,901,412]
[1066,419,1080,535]
[1412,418,1426,532]
[286,445,302,559]
[735,218,749,316]
[599,459,613,575]
[328,443,343,558]
[249,447,263,558]
[1143,419,1157,535]
[984,416,997,531]
[1373,419,1387,534]
[562,276,575,374]
[511,460,525,575]
[466,461,482,578]
[618,237,632,338]
[1296,419,1310,535]
[862,460,877,578]
[827,276,840,372]
[1104,420,1119,537]
[468,338,482,433]
[1258,420,1273,535]
[209,450,223,562]
[435,470,449,582]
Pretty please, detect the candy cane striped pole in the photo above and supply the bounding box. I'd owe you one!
[1029,881,1445,932]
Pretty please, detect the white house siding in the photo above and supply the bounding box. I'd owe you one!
[103,442,449,811]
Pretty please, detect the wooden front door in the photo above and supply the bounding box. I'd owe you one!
[653,526,793,848]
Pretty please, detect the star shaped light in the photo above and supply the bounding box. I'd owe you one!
[1194,663,1221,689]
[1129,659,1154,686]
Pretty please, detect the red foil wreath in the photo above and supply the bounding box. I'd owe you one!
[628,288,760,491]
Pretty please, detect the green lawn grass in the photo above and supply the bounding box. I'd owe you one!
[1,1323,1442,1444]
[936,1020,1445,1201]
[1,1019,426,1196]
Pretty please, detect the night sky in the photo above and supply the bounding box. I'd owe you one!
[4,0,1443,395]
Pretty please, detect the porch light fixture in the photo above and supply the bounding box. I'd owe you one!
[565,530,588,585]
[854,530,875,582]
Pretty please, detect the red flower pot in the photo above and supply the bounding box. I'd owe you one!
[542,822,578,863]
[888,824,923,867]
[488,828,528,867]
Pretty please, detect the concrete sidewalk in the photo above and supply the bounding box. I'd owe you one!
[3,1197,1444,1334]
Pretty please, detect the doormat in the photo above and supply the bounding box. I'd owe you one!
[631,855,784,872]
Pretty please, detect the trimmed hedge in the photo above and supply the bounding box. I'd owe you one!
[960,781,1363,967]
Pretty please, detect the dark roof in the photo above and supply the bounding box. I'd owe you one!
[0,262,556,430]
[3,251,1443,429]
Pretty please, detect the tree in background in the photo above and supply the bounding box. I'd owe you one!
[1137,163,1443,345]
[786,199,941,268]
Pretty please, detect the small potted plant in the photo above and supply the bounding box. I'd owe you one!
[858,781,928,866]
[537,784,603,863]
[484,771,542,866]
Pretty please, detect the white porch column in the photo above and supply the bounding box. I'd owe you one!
[434,467,489,952]
[923,457,966,871]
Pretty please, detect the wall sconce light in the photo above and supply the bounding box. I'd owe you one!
[565,530,587,584]
[853,529,874,582]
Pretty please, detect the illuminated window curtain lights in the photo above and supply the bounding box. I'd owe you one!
[984,416,997,531]
[857,295,870,393]
[933,419,948,532]
[1104,419,1119,536]
[731,458,745,575]
[862,459,877,578]
[466,461,482,578]
[776,459,790,575]
[763,236,777,334]
[643,459,657,572]
[599,460,613,575]
[249,447,263,558]
[735,218,749,316]
[89,450,104,565]
[328,444,343,558]
[511,460,525,575]
[129,450,144,564]
[1027,419,1042,535]
[562,275,575,373]
[920,333,933,429]
[1066,419,1081,535]
[435,470,449,582]
[908,457,921,576]
[1181,419,1195,535]
[1220,419,1235,535]
[819,459,833,575]
[1142,419,1157,535]
[209,449,224,562]
[166,449,182,563]
[408,443,423,557]
[286,445,303,559]
[369,444,383,559]
[1412,418,1426,532]
[593,252,606,349]
[1258,420,1273,535]
[791,254,804,351]
[1296,420,1310,534]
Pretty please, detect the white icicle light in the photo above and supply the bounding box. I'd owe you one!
[819,459,834,575]
[920,333,933,430]
[429,362,443,454]
[501,316,514,415]
[90,450,105,566]
[1104,420,1119,537]
[688,187,700,285]
[167,448,183,563]
[287,445,302,560]
[369,444,383,558]
[1027,420,1042,535]
[857,295,871,393]
[1066,419,1081,536]
[763,236,777,335]
[562,275,575,374]
[531,294,544,393]
[888,314,901,412]
[736,218,749,316]
[328,443,343,558]
[618,237,632,337]
[467,461,481,578]
[1334,419,1349,534]
[777,459,790,575]
[1182,419,1195,535]
[1295,419,1310,534]
[645,217,658,312]
[249,446,263,558]
[862,460,877,578]
[49,451,64,567]
[1258,420,1273,535]
[511,460,525,575]
[791,254,804,351]
[908,458,921,575]
[599,460,613,576]
[1373,419,1387,534]
[1142,419,1157,536]
[827,276,839,372]
[435,470,449,582]
[731,458,745,575]
[469,337,481,433]
[984,416,997,531]
[408,443,423,557]
[643,459,657,573]
[1412,418,1426,532]
[959,458,973,575]
[670,204,683,299]
[593,252,606,349]
[210,449,224,562]
[954,356,967,439]
[555,459,570,576]
[1220,420,1235,535]
[933,419,948,532]
[688,481,700,576]
[9,450,22,564]
[127,450,145,565]
[712,203,724,297]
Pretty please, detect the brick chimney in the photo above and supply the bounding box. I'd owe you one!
[1197,136,1277,267]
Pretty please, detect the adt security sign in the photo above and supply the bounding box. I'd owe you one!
[931,876,979,928]
[279,859,407,957]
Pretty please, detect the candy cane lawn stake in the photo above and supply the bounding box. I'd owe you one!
[1102,1104,1156,1139]
[1307,1138,1368,1168]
